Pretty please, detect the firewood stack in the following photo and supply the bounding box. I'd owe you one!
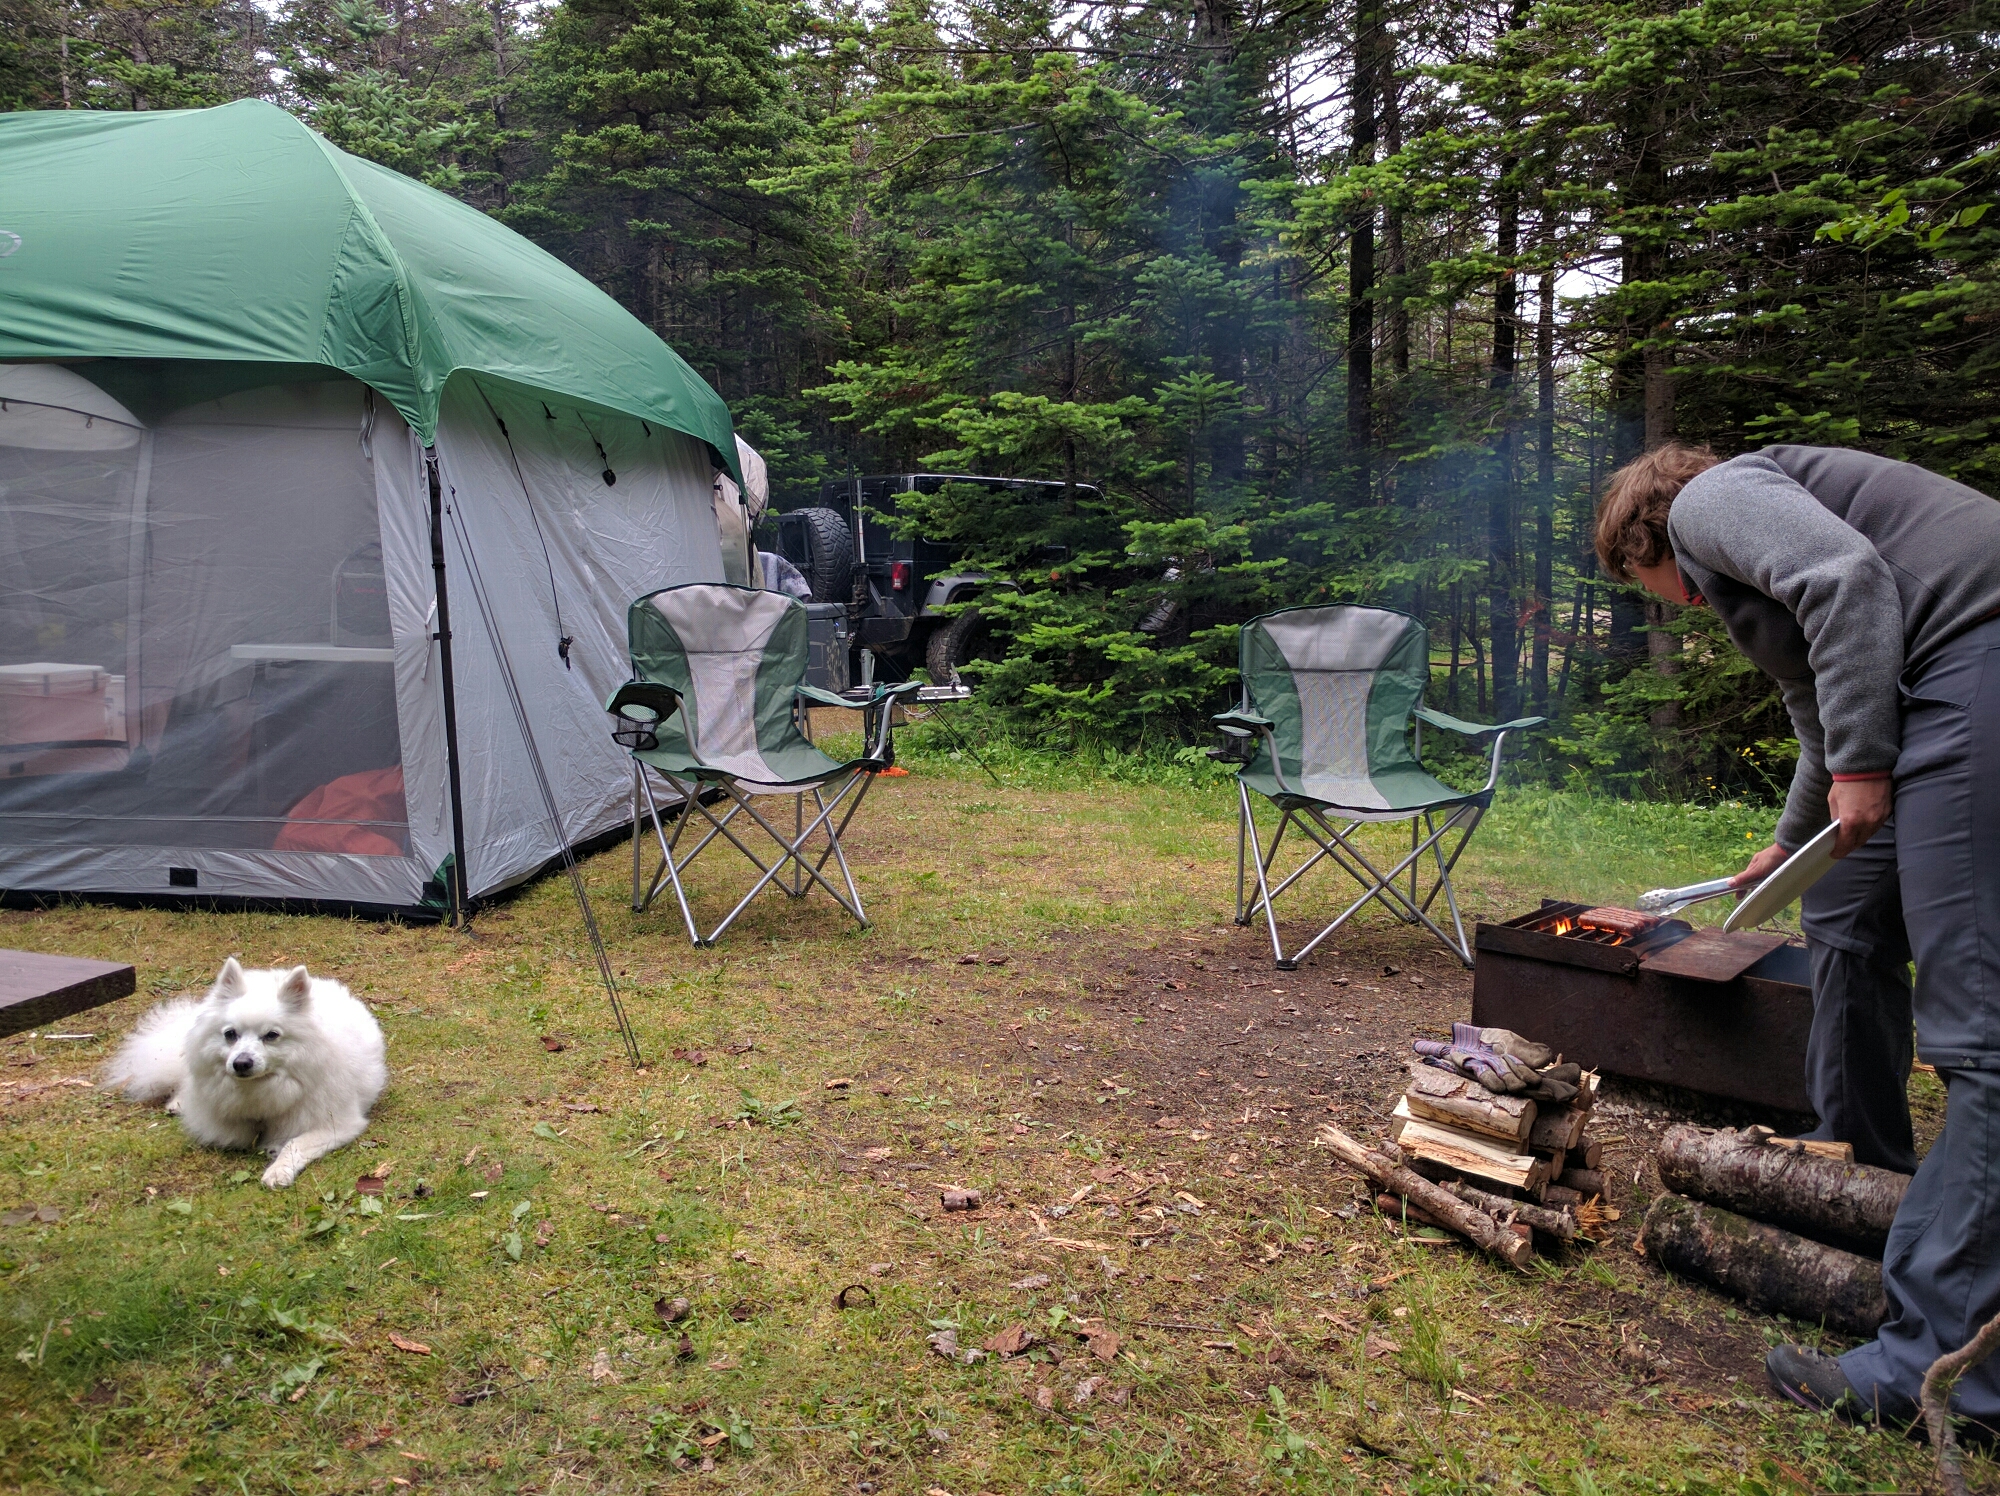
[1317,1023,1611,1267]
[1639,1124,1911,1336]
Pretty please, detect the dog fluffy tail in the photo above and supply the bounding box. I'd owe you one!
[103,998,198,1104]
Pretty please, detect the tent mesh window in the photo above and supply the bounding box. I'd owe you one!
[0,369,409,858]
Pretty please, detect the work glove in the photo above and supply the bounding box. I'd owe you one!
[1453,1022,1553,1069]
[1523,1061,1582,1104]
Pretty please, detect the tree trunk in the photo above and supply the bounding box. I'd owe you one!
[1320,1125,1534,1268]
[1488,189,1520,720]
[1382,32,1409,378]
[1641,1193,1887,1338]
[1655,1125,1910,1257]
[1533,264,1556,710]
[1346,1,1378,505]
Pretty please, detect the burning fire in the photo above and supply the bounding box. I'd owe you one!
[1537,914,1630,945]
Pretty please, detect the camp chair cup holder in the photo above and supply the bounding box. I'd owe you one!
[607,680,679,753]
[612,584,919,948]
[1218,605,1544,969]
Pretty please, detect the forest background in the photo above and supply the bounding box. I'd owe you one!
[3,0,1996,802]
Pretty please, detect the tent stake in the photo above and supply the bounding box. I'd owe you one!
[428,454,472,927]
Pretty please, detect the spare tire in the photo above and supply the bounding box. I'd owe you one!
[783,507,855,604]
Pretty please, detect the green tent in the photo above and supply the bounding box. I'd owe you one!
[0,98,736,472]
[0,102,740,915]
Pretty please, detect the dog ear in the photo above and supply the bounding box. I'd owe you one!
[213,957,247,999]
[277,966,312,1010]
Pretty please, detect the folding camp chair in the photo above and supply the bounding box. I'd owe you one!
[609,583,918,946]
[1215,604,1544,969]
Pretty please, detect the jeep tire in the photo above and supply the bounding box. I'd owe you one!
[789,507,855,604]
[925,606,994,688]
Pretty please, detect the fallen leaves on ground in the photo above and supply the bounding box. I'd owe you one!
[655,1296,691,1325]
[388,1334,432,1355]
[590,1348,619,1384]
[983,1323,1039,1357]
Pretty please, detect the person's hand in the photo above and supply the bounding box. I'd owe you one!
[1829,778,1892,858]
[1732,841,1790,889]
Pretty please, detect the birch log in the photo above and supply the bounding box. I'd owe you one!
[1656,1125,1909,1256]
[1443,1181,1579,1241]
[1320,1126,1533,1269]
[1640,1193,1886,1337]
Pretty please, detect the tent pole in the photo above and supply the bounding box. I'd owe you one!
[427,452,471,927]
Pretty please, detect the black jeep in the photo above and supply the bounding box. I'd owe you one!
[772,474,1090,686]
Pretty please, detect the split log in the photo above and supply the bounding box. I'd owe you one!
[1404,1063,1537,1144]
[1319,1126,1533,1269]
[1390,1104,1549,1194]
[1443,1180,1579,1242]
[1655,1125,1909,1256]
[1528,1076,1600,1151]
[1558,1167,1609,1198]
[1640,1193,1885,1338]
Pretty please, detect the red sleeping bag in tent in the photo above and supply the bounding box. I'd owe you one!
[274,766,407,856]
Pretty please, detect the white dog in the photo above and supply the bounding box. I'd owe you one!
[105,958,387,1188]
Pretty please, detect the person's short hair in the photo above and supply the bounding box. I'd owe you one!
[1594,441,1722,580]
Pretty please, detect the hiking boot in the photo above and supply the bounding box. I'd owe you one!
[1767,1344,1867,1420]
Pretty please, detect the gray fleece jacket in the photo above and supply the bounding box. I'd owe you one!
[1668,445,2000,849]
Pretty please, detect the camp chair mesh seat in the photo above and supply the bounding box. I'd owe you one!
[1217,604,1543,968]
[612,583,916,945]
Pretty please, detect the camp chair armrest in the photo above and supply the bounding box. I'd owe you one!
[1414,708,1546,793]
[795,681,922,711]
[1213,709,1294,792]
[607,680,681,751]
[607,679,680,716]
[1413,707,1547,738]
[796,685,859,710]
[1214,708,1274,735]
[796,681,920,762]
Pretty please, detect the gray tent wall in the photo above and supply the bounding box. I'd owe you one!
[0,363,724,912]
[422,376,723,902]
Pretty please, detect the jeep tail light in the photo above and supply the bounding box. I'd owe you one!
[890,561,912,592]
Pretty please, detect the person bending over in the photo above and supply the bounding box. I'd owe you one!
[1596,440,2000,1432]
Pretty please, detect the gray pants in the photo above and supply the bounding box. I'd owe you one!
[1831,616,2000,1425]
[1800,832,1918,1174]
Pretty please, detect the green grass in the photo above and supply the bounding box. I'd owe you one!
[0,754,1944,1495]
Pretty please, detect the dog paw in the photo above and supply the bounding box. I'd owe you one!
[164,1097,183,1116]
[261,1162,297,1189]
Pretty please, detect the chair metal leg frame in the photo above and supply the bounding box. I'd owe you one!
[633,763,752,944]
[1235,784,1486,968]
[707,774,873,930]
[631,759,876,945]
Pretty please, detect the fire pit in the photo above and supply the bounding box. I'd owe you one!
[1469,900,1814,1113]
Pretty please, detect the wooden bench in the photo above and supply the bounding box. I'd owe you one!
[1,949,137,1038]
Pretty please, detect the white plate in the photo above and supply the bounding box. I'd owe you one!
[1723,820,1841,932]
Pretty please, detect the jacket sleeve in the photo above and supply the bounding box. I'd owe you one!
[1774,677,1833,851]
[1670,454,1904,831]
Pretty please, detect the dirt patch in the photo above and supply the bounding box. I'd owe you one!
[895,917,1832,1408]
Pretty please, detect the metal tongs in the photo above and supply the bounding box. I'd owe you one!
[1636,875,1739,917]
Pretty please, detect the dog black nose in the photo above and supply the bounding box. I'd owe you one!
[231,1054,255,1075]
